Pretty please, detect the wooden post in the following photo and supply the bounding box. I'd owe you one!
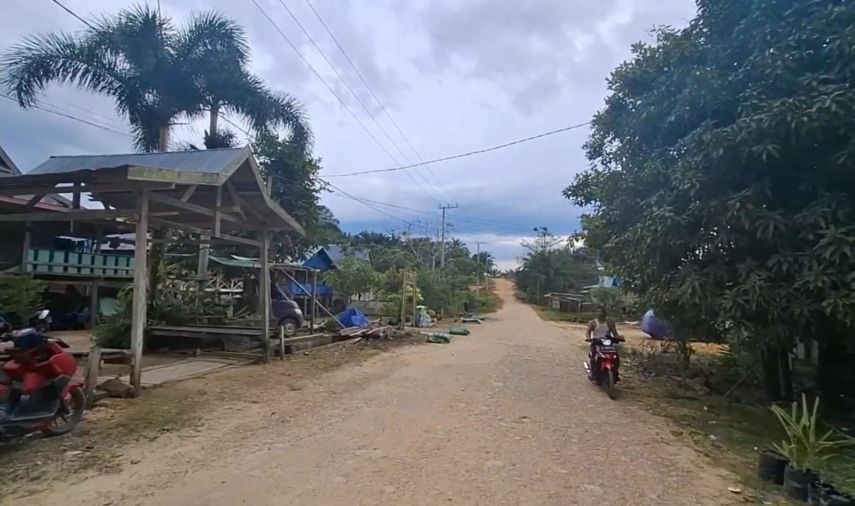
[19,223,31,273]
[130,190,149,393]
[197,234,210,297]
[399,270,406,330]
[279,325,285,360]
[89,279,99,327]
[310,269,317,332]
[260,232,271,363]
[412,280,418,328]
[84,345,102,408]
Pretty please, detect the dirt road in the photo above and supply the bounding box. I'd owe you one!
[17,280,740,505]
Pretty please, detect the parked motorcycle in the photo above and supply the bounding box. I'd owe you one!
[0,322,85,441]
[583,334,624,400]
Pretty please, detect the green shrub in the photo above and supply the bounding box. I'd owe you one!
[0,276,45,319]
[93,287,132,348]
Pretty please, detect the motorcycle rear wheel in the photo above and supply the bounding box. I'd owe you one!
[42,386,85,436]
[604,369,617,400]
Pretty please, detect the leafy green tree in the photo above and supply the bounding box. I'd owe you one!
[323,258,380,302]
[566,0,855,400]
[254,134,340,261]
[515,227,600,300]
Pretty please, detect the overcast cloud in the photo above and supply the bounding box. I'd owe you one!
[0,0,696,269]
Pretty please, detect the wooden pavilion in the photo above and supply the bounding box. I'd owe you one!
[0,146,305,391]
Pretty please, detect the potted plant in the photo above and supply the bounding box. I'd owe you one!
[771,395,855,502]
[757,447,789,484]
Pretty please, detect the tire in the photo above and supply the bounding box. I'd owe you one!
[279,318,299,337]
[604,369,617,400]
[42,386,85,436]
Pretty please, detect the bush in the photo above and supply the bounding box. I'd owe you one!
[93,287,132,348]
[0,276,45,321]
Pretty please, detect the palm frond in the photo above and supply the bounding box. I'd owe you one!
[0,32,123,106]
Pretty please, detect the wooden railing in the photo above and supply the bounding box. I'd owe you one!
[23,248,134,278]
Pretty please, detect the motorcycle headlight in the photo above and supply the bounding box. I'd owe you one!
[601,339,612,346]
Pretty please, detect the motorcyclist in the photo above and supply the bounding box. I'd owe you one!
[585,306,622,379]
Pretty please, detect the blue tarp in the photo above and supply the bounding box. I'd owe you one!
[641,309,672,340]
[336,307,370,328]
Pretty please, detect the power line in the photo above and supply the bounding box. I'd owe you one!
[300,0,453,202]
[324,121,591,178]
[1,94,132,139]
[325,181,414,226]
[51,0,96,30]
[249,0,444,206]
[270,0,444,205]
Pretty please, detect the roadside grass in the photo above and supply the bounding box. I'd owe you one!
[531,305,596,323]
[472,287,504,314]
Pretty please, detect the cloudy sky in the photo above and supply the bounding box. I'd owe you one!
[0,0,696,269]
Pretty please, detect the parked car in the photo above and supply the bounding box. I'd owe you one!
[271,284,304,336]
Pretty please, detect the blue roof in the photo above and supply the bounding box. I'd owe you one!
[302,245,371,271]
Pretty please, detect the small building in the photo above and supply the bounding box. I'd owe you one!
[298,245,373,312]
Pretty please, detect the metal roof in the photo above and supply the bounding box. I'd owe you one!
[29,147,251,185]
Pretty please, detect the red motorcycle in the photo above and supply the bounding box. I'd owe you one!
[584,334,624,399]
[0,324,85,441]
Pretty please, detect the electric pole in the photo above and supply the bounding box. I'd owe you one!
[439,203,458,268]
[475,241,486,292]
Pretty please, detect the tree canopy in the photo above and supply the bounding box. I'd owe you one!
[565,0,855,399]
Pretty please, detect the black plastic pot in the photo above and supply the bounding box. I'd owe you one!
[822,488,855,506]
[785,466,818,502]
[809,482,832,505]
[758,449,788,485]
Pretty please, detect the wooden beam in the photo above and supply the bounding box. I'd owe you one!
[0,208,136,223]
[224,181,246,219]
[148,191,240,223]
[214,186,223,237]
[148,218,263,248]
[19,224,31,273]
[180,184,198,202]
[83,345,102,409]
[25,194,47,208]
[129,190,149,394]
[260,232,271,363]
[219,233,263,248]
[227,183,265,221]
[149,218,212,237]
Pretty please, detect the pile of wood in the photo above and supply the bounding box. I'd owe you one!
[338,325,391,339]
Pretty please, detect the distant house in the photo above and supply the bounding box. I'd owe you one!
[298,245,374,312]
[302,245,372,271]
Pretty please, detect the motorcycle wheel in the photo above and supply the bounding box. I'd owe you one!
[604,369,617,400]
[42,386,85,436]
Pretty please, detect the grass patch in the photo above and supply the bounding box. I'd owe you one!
[531,305,596,323]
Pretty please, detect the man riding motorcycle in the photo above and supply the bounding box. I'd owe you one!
[585,306,622,376]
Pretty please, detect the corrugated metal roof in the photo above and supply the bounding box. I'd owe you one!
[28,146,251,177]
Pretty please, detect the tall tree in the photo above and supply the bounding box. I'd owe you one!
[1,4,310,152]
[566,0,855,400]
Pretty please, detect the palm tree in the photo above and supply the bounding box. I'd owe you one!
[1,4,310,152]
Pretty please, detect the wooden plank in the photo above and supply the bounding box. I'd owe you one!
[83,345,102,408]
[180,184,198,202]
[25,194,47,208]
[129,190,149,393]
[0,208,136,222]
[89,279,99,326]
[279,326,285,360]
[148,191,240,223]
[19,225,31,273]
[219,233,263,248]
[214,186,223,237]
[260,232,271,363]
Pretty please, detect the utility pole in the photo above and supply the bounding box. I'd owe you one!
[475,241,486,293]
[439,203,458,268]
